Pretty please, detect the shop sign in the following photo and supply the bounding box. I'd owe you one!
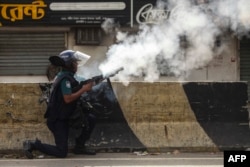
[0,0,164,27]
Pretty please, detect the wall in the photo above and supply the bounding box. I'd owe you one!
[0,83,52,150]
[187,36,238,81]
[0,81,248,152]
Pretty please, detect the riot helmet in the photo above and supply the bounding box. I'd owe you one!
[59,50,79,67]
[49,50,90,68]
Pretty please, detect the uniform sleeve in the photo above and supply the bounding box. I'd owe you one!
[60,78,72,95]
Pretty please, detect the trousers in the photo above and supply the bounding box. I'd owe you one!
[34,114,96,157]
[35,119,69,158]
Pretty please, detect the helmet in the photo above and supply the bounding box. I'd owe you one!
[59,50,79,67]
[49,50,90,67]
[59,50,91,67]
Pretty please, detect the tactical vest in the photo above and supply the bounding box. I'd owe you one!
[44,73,79,121]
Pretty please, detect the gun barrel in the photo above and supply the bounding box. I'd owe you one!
[76,67,124,90]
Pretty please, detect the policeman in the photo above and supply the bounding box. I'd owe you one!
[23,50,96,158]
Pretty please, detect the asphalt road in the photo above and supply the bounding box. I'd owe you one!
[0,152,223,167]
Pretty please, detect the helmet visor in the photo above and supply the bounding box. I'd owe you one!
[74,51,91,66]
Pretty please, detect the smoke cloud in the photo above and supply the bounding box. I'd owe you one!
[99,0,250,83]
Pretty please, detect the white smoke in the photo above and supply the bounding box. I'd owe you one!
[101,18,119,34]
[99,0,250,83]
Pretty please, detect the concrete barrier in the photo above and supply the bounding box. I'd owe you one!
[0,81,248,152]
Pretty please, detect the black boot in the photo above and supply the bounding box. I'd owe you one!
[23,140,36,159]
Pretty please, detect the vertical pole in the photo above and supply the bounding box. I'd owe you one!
[130,0,133,27]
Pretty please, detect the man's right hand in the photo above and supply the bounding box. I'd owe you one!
[82,81,94,92]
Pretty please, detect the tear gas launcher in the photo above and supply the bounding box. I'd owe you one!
[73,67,124,92]
[82,67,124,85]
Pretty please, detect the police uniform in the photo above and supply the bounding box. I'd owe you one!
[23,50,95,159]
[35,70,78,158]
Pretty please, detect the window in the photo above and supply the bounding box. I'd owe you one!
[76,27,102,45]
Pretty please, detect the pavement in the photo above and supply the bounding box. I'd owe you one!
[0,151,224,167]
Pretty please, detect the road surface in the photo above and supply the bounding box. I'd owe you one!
[0,152,224,167]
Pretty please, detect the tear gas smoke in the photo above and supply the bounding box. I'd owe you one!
[99,0,250,83]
